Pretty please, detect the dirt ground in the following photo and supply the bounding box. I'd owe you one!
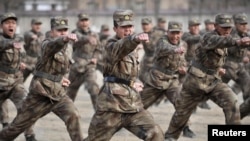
[3,49,250,141]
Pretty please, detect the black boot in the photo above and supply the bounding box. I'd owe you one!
[182,126,196,138]
[25,134,37,141]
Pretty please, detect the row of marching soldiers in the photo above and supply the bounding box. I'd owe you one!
[0,9,250,141]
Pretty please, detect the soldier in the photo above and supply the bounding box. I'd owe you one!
[141,21,196,138]
[0,16,83,141]
[164,14,247,141]
[200,19,215,35]
[0,12,37,141]
[182,18,211,109]
[67,13,100,110]
[96,24,111,73]
[139,17,164,83]
[221,13,250,104]
[153,16,167,34]
[23,18,44,82]
[83,9,164,141]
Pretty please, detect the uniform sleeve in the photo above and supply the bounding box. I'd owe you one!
[154,38,176,58]
[0,37,14,51]
[182,32,201,44]
[106,35,139,62]
[41,37,67,57]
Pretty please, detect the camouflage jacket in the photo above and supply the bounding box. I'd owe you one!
[0,33,25,90]
[70,28,100,73]
[194,30,242,75]
[145,35,187,89]
[23,30,44,70]
[182,32,201,62]
[29,37,72,101]
[96,35,144,113]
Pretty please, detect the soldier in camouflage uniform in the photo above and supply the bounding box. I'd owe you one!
[164,14,247,141]
[67,13,100,110]
[96,24,111,73]
[221,13,250,104]
[182,18,211,110]
[0,12,37,141]
[84,9,164,141]
[141,21,196,138]
[23,19,44,82]
[200,19,215,35]
[139,17,165,83]
[0,16,83,141]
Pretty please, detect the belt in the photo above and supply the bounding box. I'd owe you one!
[104,76,134,87]
[191,62,216,75]
[0,66,19,74]
[33,71,62,82]
[226,57,242,62]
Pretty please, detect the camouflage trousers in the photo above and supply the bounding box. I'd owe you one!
[222,61,250,100]
[22,56,37,82]
[0,84,34,136]
[165,73,241,140]
[84,109,164,141]
[0,93,83,141]
[67,68,100,110]
[139,56,153,83]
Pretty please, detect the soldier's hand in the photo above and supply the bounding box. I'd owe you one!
[61,77,71,87]
[178,67,187,75]
[135,33,149,43]
[243,56,249,64]
[90,58,97,65]
[174,46,185,54]
[132,81,144,92]
[218,68,226,76]
[237,37,250,46]
[88,36,97,45]
[13,42,23,49]
[19,62,26,71]
[64,34,78,42]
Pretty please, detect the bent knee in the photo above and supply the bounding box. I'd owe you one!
[145,124,164,141]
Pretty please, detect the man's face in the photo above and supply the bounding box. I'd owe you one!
[158,22,166,29]
[113,25,134,39]
[205,23,215,31]
[51,28,68,38]
[216,25,232,36]
[167,31,182,45]
[1,19,17,38]
[78,19,89,29]
[235,23,248,33]
[101,29,110,36]
[189,24,200,35]
[31,23,42,33]
[141,23,152,33]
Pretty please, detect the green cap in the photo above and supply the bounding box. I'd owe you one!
[113,9,134,26]
[233,13,248,24]
[204,19,215,24]
[78,13,89,20]
[1,12,17,24]
[188,18,200,26]
[101,24,109,31]
[157,16,166,23]
[168,21,182,32]
[215,14,233,27]
[31,18,42,25]
[50,17,68,30]
[141,17,152,24]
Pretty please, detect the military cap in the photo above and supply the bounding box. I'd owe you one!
[113,9,134,26]
[78,13,89,20]
[31,18,42,25]
[233,13,248,24]
[50,17,68,30]
[204,19,215,24]
[215,14,233,27]
[101,24,109,31]
[141,17,152,24]
[188,18,200,26]
[168,21,182,32]
[1,12,17,24]
[157,16,166,23]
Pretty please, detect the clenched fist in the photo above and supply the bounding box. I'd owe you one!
[134,33,149,43]
[64,34,78,42]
